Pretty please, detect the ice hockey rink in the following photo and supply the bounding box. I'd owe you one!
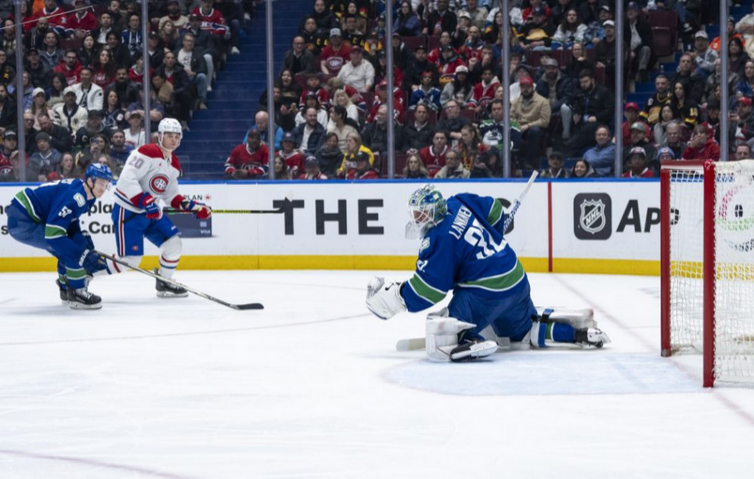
[1,269,753,479]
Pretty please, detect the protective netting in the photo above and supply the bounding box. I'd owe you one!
[667,165,704,353]
[712,161,754,383]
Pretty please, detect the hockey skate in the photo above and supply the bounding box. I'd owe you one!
[575,328,611,349]
[155,269,188,298]
[448,338,499,362]
[67,287,102,310]
[56,279,68,305]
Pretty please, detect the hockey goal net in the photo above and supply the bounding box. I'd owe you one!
[661,160,754,387]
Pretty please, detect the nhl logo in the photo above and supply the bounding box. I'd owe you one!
[580,200,606,234]
[573,193,612,240]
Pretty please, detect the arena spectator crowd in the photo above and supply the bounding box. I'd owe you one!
[224,0,740,181]
[0,0,743,182]
[0,0,251,182]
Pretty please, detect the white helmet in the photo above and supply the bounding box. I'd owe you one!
[157,118,182,151]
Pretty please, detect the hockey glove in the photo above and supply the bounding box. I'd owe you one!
[80,249,107,274]
[181,199,212,219]
[138,194,162,220]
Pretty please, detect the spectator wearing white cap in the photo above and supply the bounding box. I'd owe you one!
[27,87,58,130]
[688,31,717,78]
[52,86,89,134]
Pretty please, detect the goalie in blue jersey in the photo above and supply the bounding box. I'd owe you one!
[366,184,611,362]
[5,164,114,310]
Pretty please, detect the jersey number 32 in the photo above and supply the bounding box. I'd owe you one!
[465,219,506,260]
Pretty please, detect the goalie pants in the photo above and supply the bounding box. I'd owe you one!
[112,204,179,259]
[448,275,537,342]
[6,202,90,289]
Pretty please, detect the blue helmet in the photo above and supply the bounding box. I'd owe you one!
[86,163,113,183]
[407,184,447,237]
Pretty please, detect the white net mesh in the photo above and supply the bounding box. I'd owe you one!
[668,165,705,353]
[712,161,754,383]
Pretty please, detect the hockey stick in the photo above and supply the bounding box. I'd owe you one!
[95,251,264,310]
[396,171,540,351]
[125,196,295,222]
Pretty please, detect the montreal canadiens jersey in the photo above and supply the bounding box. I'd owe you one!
[114,143,182,213]
[402,193,526,312]
[12,179,95,251]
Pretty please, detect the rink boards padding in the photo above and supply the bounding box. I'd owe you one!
[0,179,662,275]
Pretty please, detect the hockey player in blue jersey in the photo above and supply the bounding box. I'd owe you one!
[5,164,113,310]
[366,184,610,362]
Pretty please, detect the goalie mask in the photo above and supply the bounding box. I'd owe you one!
[406,184,447,238]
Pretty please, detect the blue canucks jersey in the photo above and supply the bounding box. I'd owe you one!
[402,193,526,312]
[11,179,95,251]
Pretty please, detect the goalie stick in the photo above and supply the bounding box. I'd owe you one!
[95,251,264,310]
[395,171,539,351]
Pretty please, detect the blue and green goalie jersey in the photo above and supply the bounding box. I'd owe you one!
[402,193,526,312]
[12,179,95,253]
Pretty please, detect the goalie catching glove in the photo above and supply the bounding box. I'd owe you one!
[366,277,406,319]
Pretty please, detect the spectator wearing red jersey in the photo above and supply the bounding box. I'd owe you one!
[67,0,97,38]
[321,28,352,75]
[420,130,450,177]
[299,73,331,109]
[521,0,552,23]
[469,65,500,113]
[437,45,467,85]
[366,80,404,124]
[299,155,329,180]
[622,147,655,178]
[681,124,721,161]
[54,50,83,86]
[191,0,231,42]
[427,32,454,65]
[277,132,305,177]
[225,130,269,179]
[32,0,69,35]
[346,151,379,179]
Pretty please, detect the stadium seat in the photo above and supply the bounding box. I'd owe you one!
[399,35,426,52]
[361,91,375,109]
[458,108,477,123]
[652,27,675,58]
[648,11,678,58]
[427,35,441,52]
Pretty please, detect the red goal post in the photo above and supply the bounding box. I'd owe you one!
[661,160,754,387]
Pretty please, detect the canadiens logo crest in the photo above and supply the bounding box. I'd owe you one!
[150,174,169,194]
[579,199,606,234]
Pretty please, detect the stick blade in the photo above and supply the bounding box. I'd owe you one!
[231,303,265,310]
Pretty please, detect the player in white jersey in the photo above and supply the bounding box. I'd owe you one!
[109,118,211,297]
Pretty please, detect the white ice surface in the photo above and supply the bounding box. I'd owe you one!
[1,270,753,479]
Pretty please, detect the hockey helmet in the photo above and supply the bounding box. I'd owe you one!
[85,162,113,183]
[158,117,183,137]
[406,184,447,238]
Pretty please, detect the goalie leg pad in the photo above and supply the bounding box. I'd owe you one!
[366,277,406,320]
[426,316,497,362]
[536,307,597,329]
